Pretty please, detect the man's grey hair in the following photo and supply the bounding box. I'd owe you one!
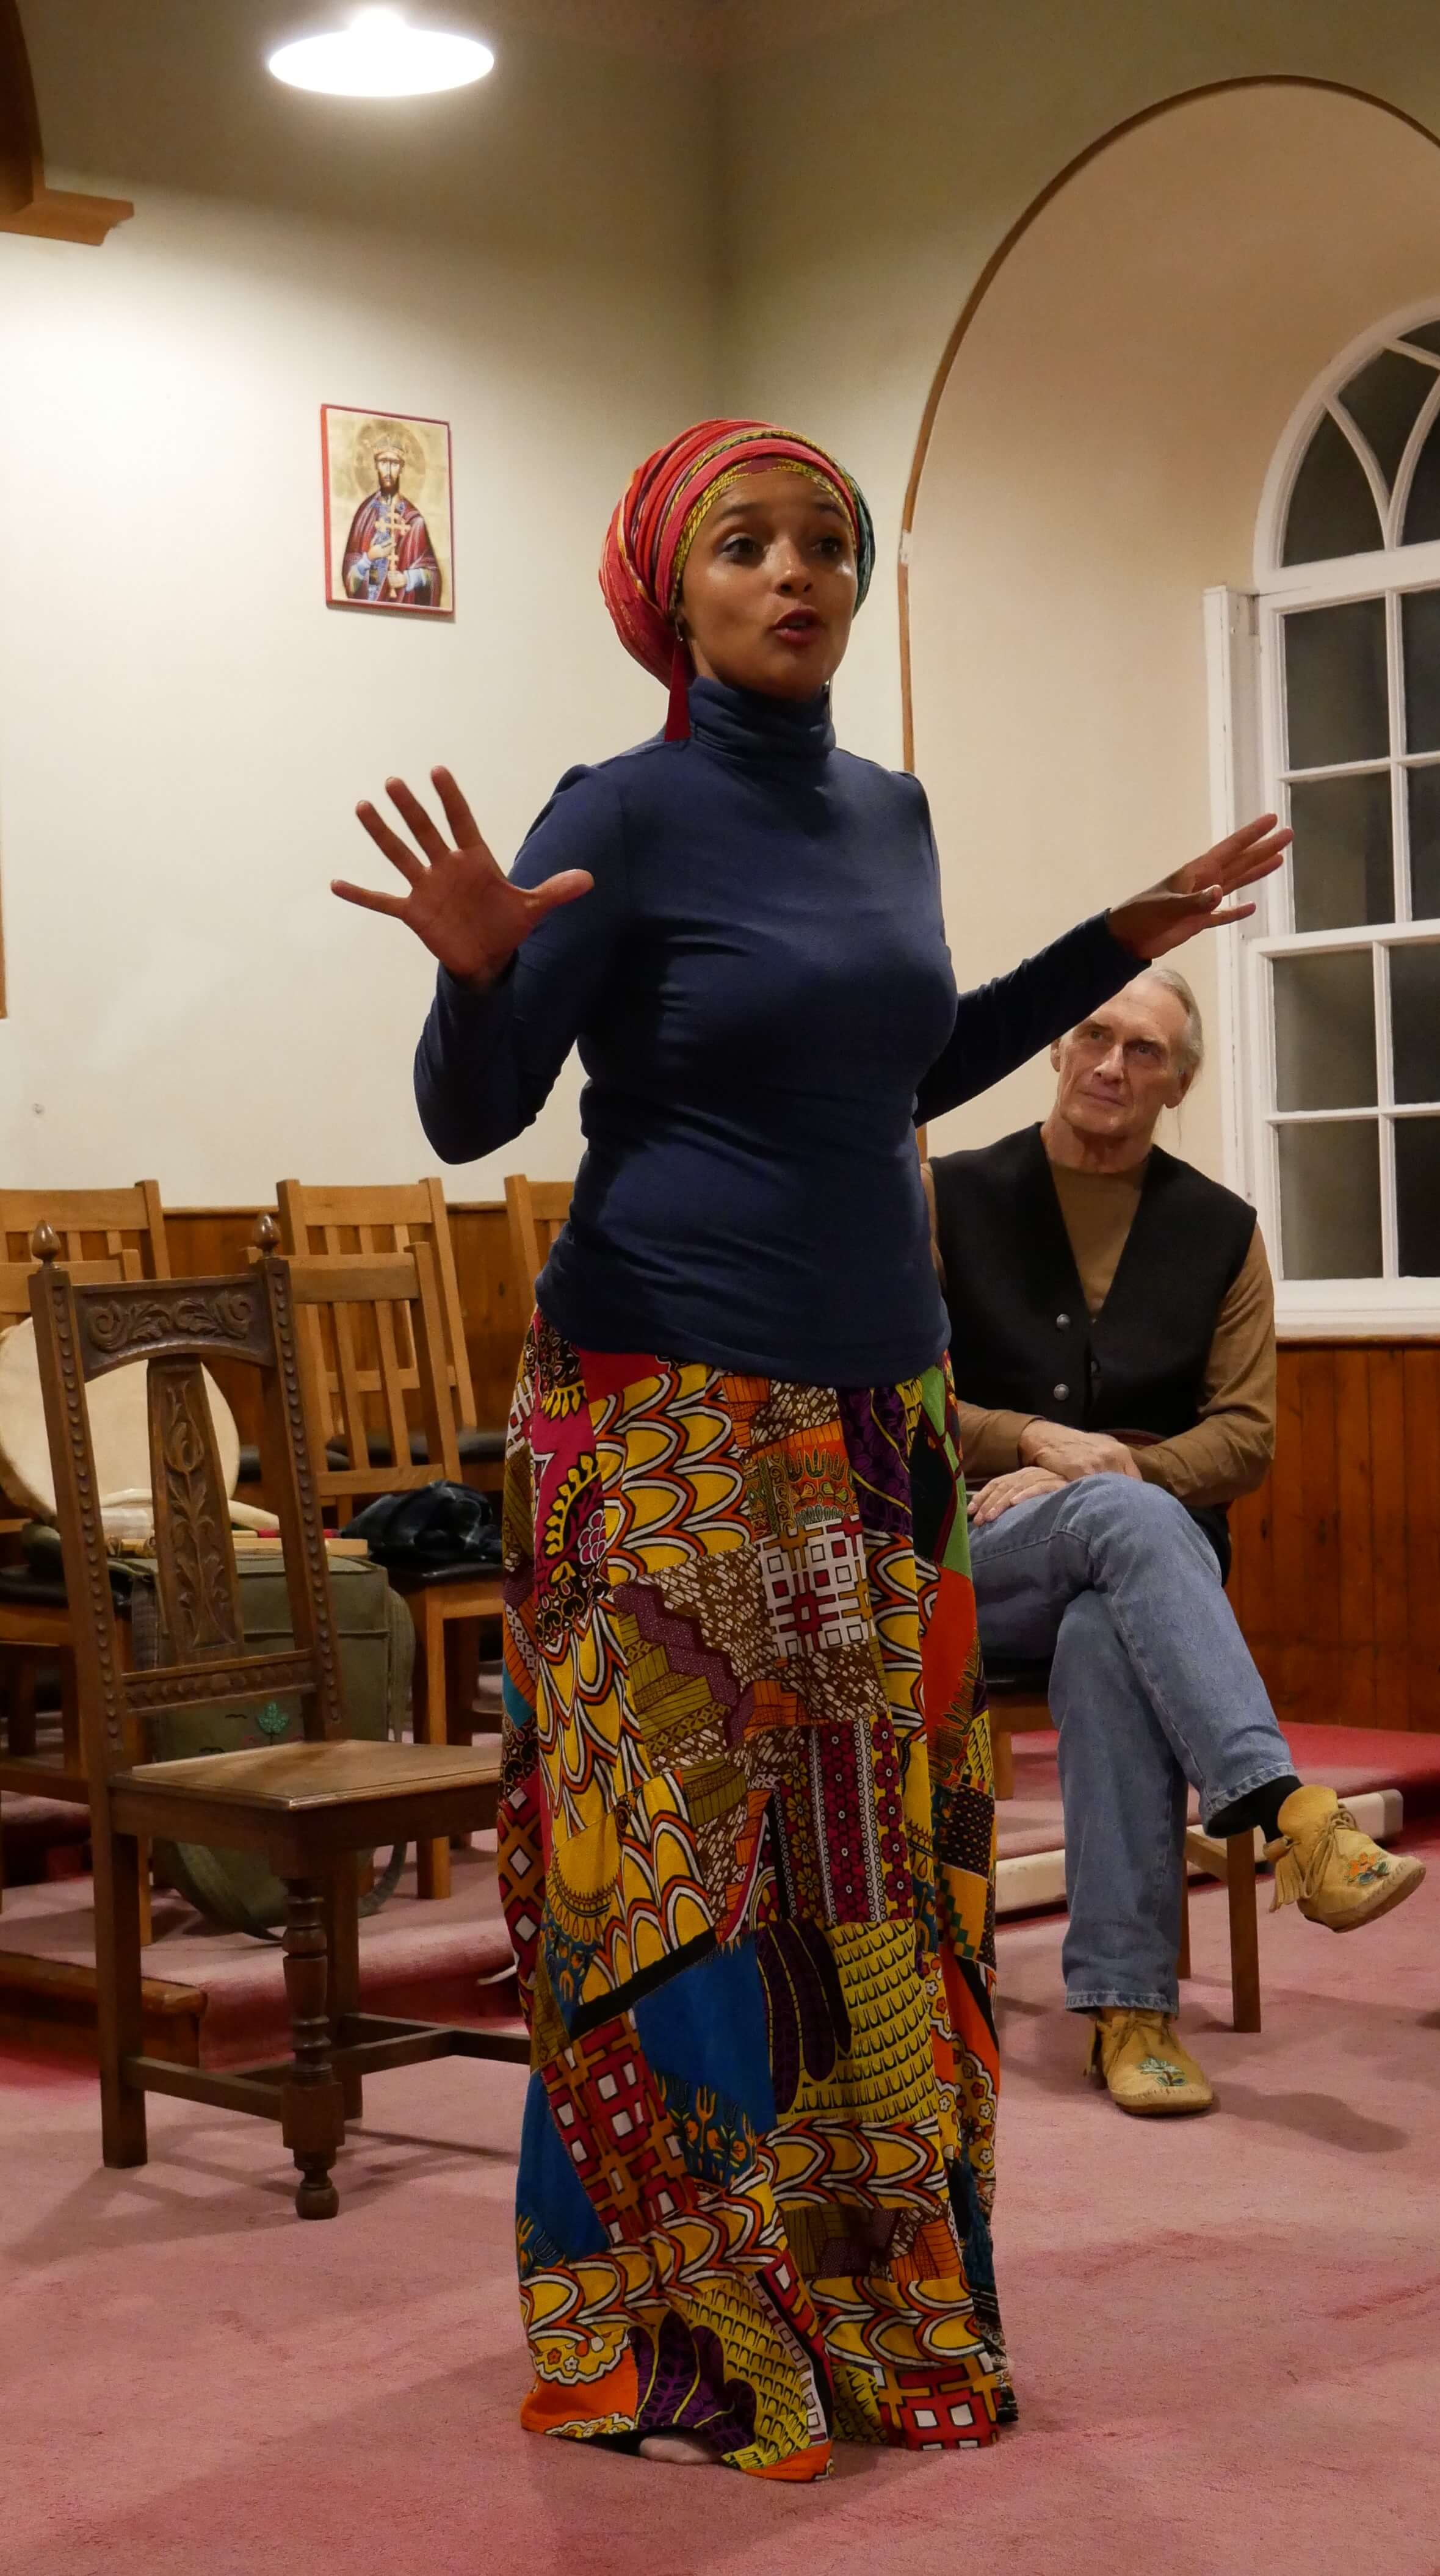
[1138,963,1204,1080]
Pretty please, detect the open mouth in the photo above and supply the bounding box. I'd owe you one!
[773,610,822,637]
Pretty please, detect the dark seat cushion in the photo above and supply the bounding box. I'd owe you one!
[983,1656,1054,1695]
[236,1424,505,1485]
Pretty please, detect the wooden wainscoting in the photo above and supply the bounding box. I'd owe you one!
[1229,1342,1440,1732]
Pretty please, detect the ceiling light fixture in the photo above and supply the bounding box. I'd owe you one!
[267,7,494,98]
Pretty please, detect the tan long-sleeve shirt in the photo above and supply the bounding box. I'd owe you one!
[952,1157,1277,1510]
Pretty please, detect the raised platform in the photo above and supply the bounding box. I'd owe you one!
[996,1719,1438,1916]
[0,1837,517,2066]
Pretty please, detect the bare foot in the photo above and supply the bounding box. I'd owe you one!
[637,2433,717,2466]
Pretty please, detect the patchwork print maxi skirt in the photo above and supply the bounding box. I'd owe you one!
[497,1314,1010,2480]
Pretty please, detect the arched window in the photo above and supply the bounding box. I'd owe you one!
[1229,304,1440,1322]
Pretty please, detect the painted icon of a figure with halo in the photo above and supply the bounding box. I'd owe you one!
[341,420,441,607]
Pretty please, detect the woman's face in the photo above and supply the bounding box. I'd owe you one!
[677,468,857,699]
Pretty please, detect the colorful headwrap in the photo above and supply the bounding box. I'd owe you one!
[599,417,875,738]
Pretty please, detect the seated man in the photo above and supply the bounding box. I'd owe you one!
[929,965,1423,2117]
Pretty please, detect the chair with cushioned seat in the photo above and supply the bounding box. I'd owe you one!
[985,1654,1261,2032]
[27,1220,516,2219]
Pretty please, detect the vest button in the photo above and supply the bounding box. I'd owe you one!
[1053,1382,1069,1401]
[1056,1311,1071,1328]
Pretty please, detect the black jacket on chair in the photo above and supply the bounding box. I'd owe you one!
[930,1124,1256,1580]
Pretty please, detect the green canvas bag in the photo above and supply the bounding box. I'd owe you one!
[132,1553,415,1937]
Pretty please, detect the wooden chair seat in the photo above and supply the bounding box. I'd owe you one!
[110,1738,500,1870]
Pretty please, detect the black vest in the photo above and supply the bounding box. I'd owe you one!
[931,1125,1256,1578]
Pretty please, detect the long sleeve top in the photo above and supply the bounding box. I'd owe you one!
[414,676,1140,1386]
[953,1157,1277,1507]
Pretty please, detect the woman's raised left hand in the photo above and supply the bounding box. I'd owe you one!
[1109,815,1290,960]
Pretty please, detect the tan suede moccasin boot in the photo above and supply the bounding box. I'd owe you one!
[1266,1785,1425,1932]
[1087,2010,1214,2116]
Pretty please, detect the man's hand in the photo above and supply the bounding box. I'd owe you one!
[1109,814,1290,959]
[1018,1421,1142,1482]
[968,1466,1065,1527]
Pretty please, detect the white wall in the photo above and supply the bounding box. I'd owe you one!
[0,1,717,1199]
[907,84,1440,1178]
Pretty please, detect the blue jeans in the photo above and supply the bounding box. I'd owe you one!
[968,1475,1295,2015]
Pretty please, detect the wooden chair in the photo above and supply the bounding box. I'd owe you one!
[0,1252,142,1912]
[504,1173,572,1315]
[985,1655,1261,2033]
[277,1179,504,1490]
[0,1182,170,1278]
[286,1242,505,1903]
[28,1220,518,2220]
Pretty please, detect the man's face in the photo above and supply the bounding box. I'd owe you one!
[1050,975,1193,1149]
[375,448,403,496]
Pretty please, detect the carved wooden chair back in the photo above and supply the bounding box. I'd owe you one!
[284,1243,462,1526]
[28,1227,346,1785]
[504,1174,571,1317]
[0,1184,170,1278]
[276,1179,476,1453]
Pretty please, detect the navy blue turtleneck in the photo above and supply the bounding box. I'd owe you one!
[414,677,1138,1384]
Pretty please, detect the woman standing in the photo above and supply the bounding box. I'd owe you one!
[333,419,1284,2478]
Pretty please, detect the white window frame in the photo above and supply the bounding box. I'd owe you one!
[1209,297,1440,1337]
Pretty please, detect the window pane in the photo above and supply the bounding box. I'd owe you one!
[1400,321,1440,359]
[1339,348,1434,488]
[1405,414,1440,545]
[1283,599,1388,770]
[1273,950,1377,1110]
[1283,413,1383,565]
[1401,588,1440,749]
[1390,943,1440,1101]
[1408,764,1440,919]
[1277,1121,1383,1278]
[1288,772,1393,930]
[1396,1118,1440,1273]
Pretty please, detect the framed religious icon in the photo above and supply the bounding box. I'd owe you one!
[321,405,454,615]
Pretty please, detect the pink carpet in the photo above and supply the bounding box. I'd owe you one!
[3,1829,1438,2576]
[0,1839,515,2063]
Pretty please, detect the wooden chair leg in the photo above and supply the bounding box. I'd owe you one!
[1226,1829,1261,2033]
[324,1856,364,2124]
[1176,1857,1192,1982]
[992,1721,1015,1802]
[280,1878,344,2220]
[414,1594,451,1901]
[7,1654,39,1756]
[92,1823,148,2168]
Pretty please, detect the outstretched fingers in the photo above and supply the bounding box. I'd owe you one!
[355,798,426,886]
[331,877,410,918]
[431,765,490,854]
[527,869,595,920]
[385,776,451,867]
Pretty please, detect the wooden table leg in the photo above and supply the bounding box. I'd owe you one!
[1226,1830,1261,2033]
[414,1593,451,1902]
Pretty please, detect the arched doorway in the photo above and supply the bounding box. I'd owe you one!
[902,79,1440,1186]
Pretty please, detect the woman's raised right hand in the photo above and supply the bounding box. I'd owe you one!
[331,766,593,989]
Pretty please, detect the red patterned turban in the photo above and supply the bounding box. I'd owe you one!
[599,417,876,738]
